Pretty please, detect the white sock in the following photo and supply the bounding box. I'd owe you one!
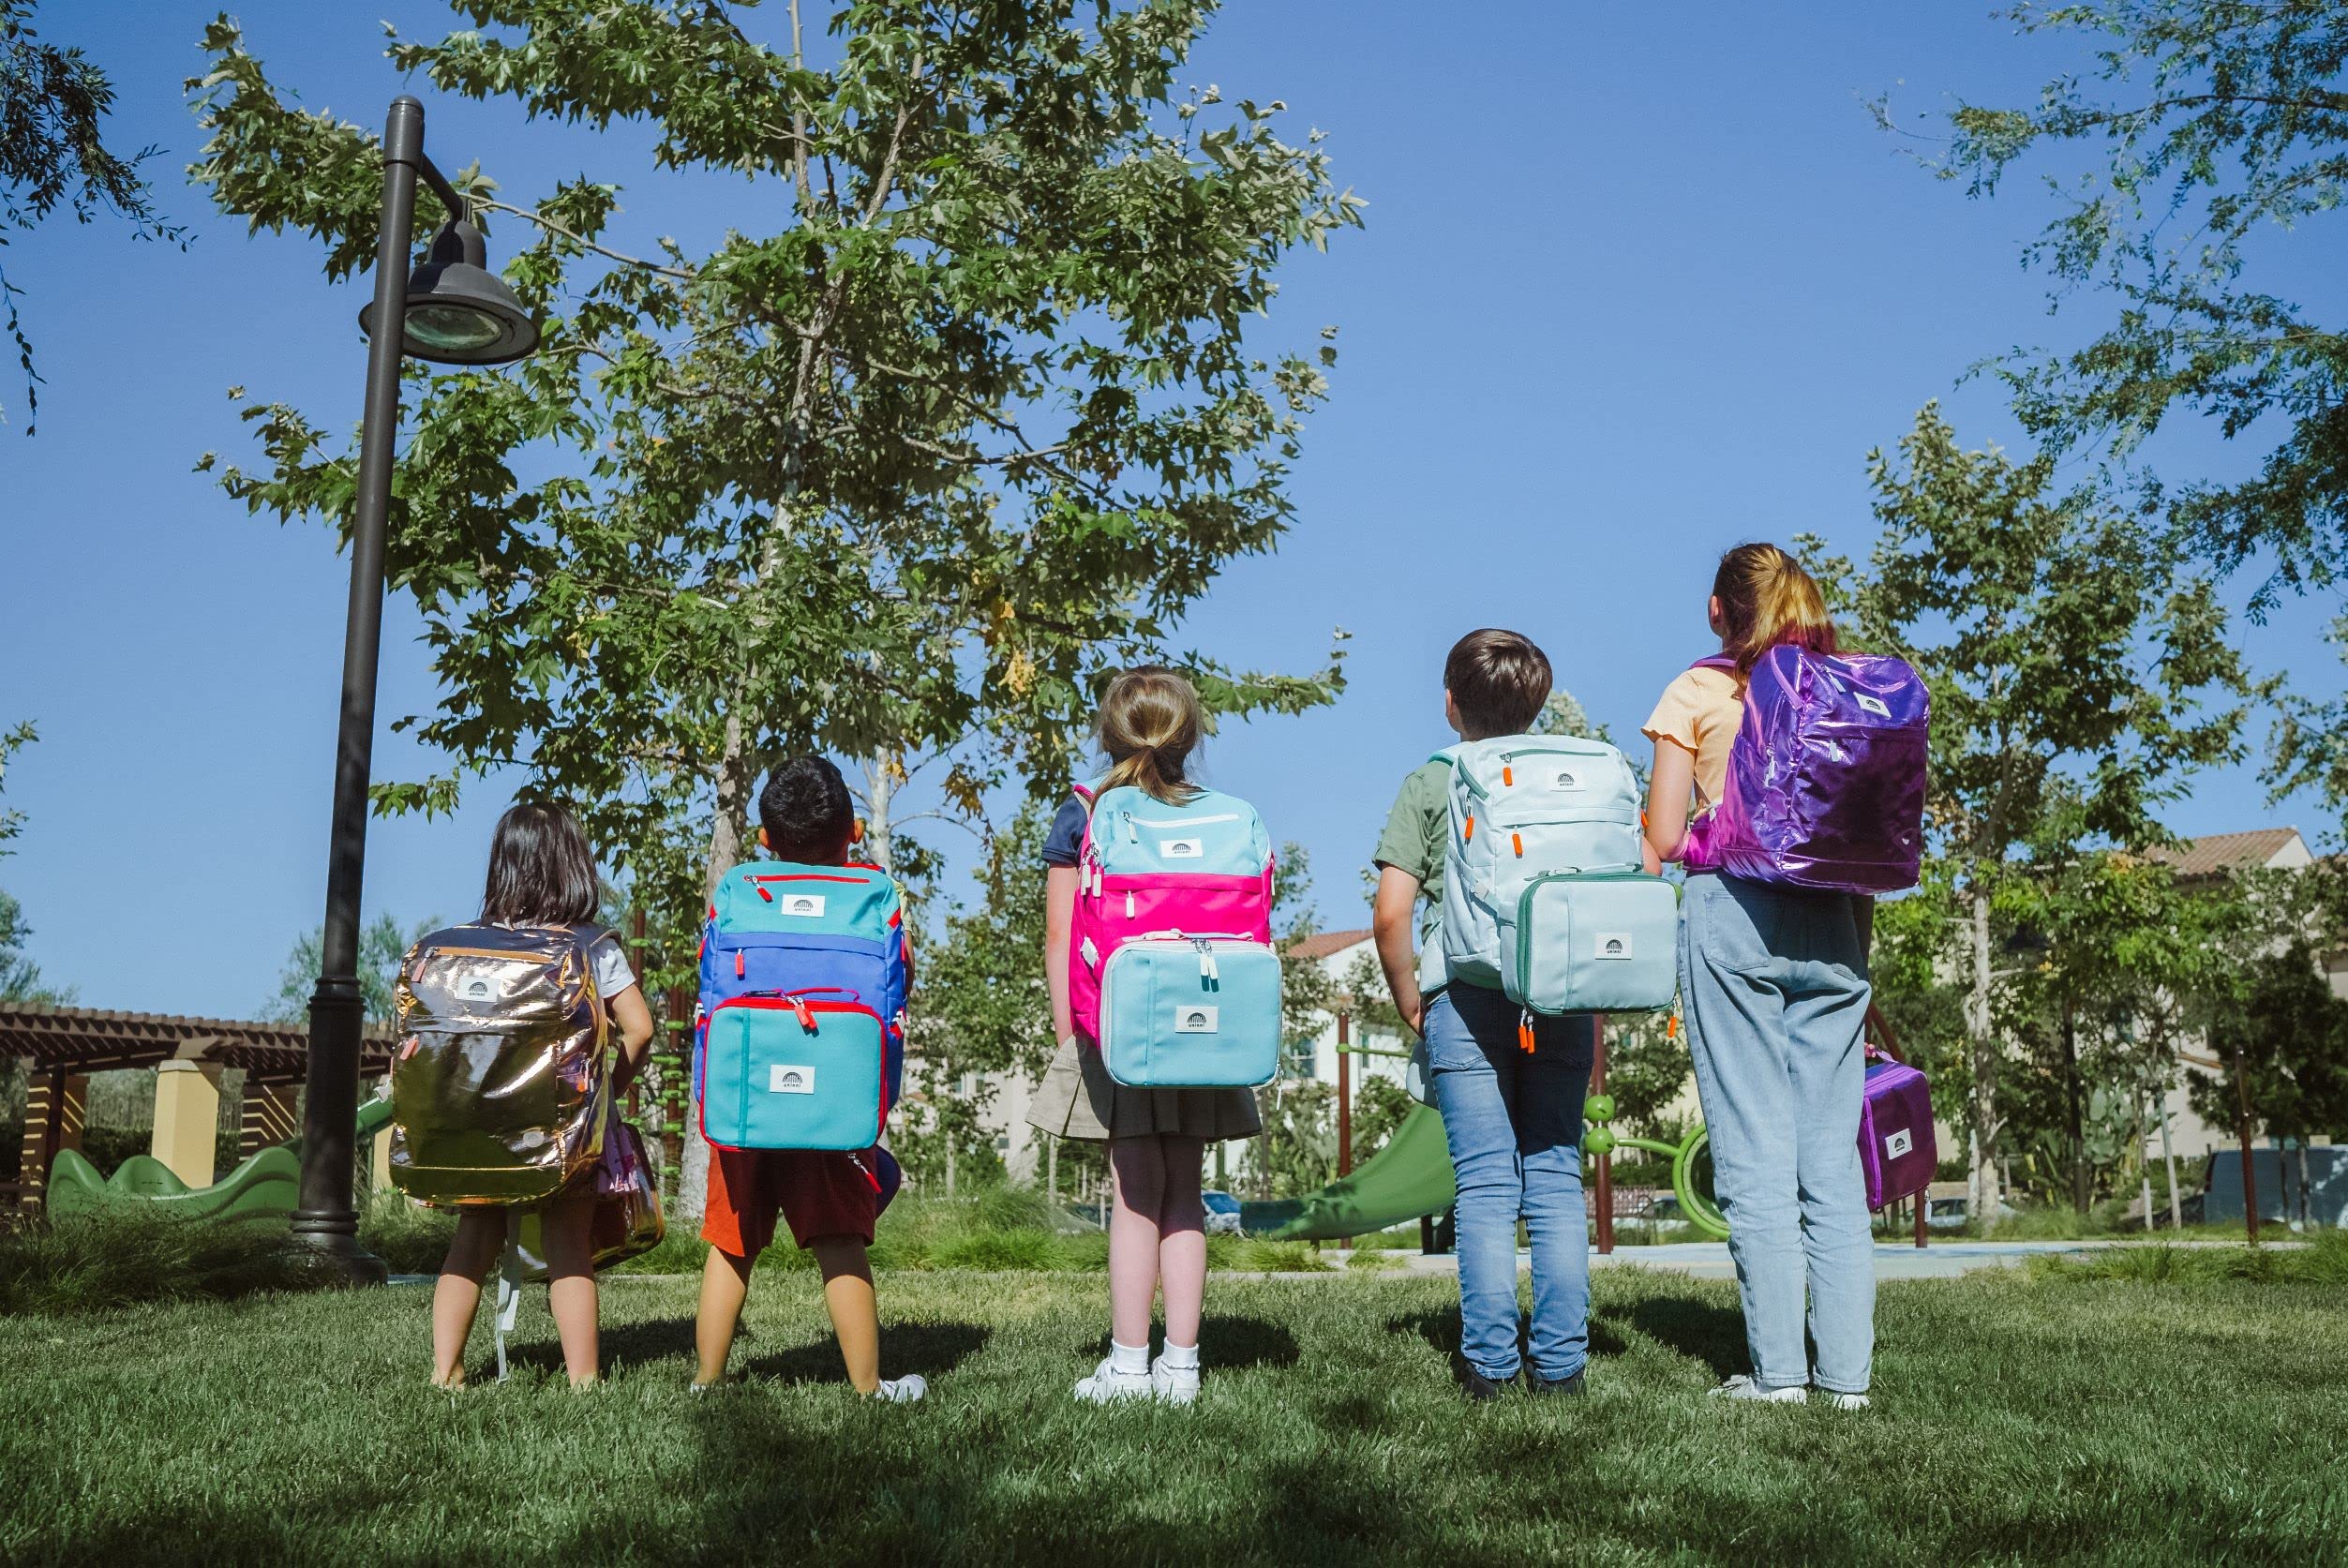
[1159,1341,1200,1371]
[1109,1339,1150,1376]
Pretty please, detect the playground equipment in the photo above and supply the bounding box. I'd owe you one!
[45,1096,396,1223]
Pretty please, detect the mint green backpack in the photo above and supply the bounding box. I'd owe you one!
[1434,737,1679,1030]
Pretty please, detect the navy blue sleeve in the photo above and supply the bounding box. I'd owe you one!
[1041,794,1088,867]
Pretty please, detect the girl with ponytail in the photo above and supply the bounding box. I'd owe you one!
[1028,666,1262,1406]
[1639,544,1879,1411]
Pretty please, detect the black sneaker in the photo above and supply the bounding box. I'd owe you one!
[1525,1368,1586,1397]
[1461,1366,1513,1402]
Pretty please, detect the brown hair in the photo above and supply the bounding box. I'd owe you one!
[1444,629,1552,738]
[1097,665,1204,805]
[1712,543,1837,676]
[480,801,601,927]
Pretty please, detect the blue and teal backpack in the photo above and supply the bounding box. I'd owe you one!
[696,860,910,1152]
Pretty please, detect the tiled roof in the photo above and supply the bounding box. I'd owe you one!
[0,1004,395,1081]
[2143,829,2303,877]
[1285,928,1373,962]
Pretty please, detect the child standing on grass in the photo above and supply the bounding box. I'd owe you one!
[691,756,922,1401]
[1029,667,1261,1406]
[1371,631,1596,1400]
[430,802,656,1388]
[1641,543,1875,1410]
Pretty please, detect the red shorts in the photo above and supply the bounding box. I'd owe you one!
[701,1143,883,1258]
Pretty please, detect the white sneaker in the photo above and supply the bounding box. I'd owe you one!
[873,1374,927,1403]
[1707,1375,1806,1404]
[1818,1390,1870,1411]
[1071,1356,1154,1404]
[1150,1354,1200,1406]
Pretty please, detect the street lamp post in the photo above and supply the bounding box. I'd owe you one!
[292,96,539,1281]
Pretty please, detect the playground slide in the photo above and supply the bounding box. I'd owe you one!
[1272,1103,1457,1241]
[43,1096,396,1223]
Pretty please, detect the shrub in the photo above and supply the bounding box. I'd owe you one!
[357,1199,457,1275]
[0,1210,318,1316]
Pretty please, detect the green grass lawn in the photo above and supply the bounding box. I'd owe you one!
[6,1259,2347,1566]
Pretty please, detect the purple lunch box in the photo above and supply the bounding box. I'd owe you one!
[1858,1050,1937,1211]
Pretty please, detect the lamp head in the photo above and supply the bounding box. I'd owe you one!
[358,220,539,365]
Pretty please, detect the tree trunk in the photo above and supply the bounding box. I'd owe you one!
[2136,1089,2153,1233]
[945,1119,956,1198]
[1047,1135,1058,1204]
[1966,889,2002,1229]
[2296,1140,2311,1232]
[2062,1003,2088,1216]
[2159,1083,2183,1231]
[860,754,895,874]
[680,710,761,1224]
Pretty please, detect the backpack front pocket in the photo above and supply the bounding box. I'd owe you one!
[702,998,888,1151]
[1099,937,1280,1088]
[1512,873,1680,1015]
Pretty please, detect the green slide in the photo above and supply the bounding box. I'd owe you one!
[1272,1103,1456,1241]
[44,1096,396,1224]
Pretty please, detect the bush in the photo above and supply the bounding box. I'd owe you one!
[0,1210,319,1316]
[2026,1231,2348,1287]
[357,1199,458,1275]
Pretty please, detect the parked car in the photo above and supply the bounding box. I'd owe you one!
[1924,1194,2021,1230]
[1203,1189,1245,1235]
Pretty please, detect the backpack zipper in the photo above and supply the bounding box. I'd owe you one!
[1126,813,1240,829]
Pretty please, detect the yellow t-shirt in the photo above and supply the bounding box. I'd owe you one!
[1641,665,1742,816]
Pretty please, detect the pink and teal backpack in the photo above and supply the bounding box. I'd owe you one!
[1067,780,1281,1088]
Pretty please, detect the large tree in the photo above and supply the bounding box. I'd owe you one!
[1921,2,2348,821]
[1809,403,2249,1222]
[0,0,182,433]
[192,1,1359,1213]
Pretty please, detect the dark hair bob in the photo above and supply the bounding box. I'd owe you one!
[480,801,602,927]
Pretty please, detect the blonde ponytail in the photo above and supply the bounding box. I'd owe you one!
[1712,542,1838,677]
[1096,665,1204,806]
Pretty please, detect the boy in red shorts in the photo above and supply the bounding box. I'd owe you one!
[691,756,922,1401]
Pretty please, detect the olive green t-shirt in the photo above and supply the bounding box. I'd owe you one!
[1373,758,1452,937]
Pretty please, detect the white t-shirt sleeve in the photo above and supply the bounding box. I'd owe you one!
[589,932,638,1000]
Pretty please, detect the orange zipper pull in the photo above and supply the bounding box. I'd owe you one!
[1503,766,1514,787]
[735,950,746,979]
[1464,814,1475,844]
[1511,832,1524,859]
[792,997,816,1031]
[1518,1008,1535,1053]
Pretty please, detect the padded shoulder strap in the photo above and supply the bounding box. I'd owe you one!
[1426,745,1460,768]
[1689,654,1738,673]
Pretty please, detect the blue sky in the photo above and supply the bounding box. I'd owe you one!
[2,1,2336,1019]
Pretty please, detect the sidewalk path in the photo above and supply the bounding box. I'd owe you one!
[1342,1239,2159,1282]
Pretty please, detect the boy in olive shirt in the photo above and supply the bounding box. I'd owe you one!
[1371,629,1596,1403]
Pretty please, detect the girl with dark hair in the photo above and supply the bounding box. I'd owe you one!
[429,801,656,1388]
[1639,544,1876,1410]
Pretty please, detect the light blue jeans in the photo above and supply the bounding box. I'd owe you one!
[1680,872,1875,1394]
[1424,981,1594,1383]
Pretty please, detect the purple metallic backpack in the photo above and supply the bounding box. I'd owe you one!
[1681,645,1929,894]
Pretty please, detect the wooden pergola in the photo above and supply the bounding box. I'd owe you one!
[1,1004,396,1210]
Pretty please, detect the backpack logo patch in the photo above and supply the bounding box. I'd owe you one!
[1884,1127,1913,1159]
[1159,838,1204,859]
[459,977,495,1002]
[1554,769,1583,790]
[1855,693,1891,718]
[1594,933,1632,961]
[769,1064,816,1095]
[1174,1005,1220,1034]
[779,893,826,918]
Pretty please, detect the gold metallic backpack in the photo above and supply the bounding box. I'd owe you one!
[388,922,610,1205]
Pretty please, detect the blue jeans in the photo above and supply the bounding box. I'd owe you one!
[1425,981,1594,1382]
[1680,873,1875,1395]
